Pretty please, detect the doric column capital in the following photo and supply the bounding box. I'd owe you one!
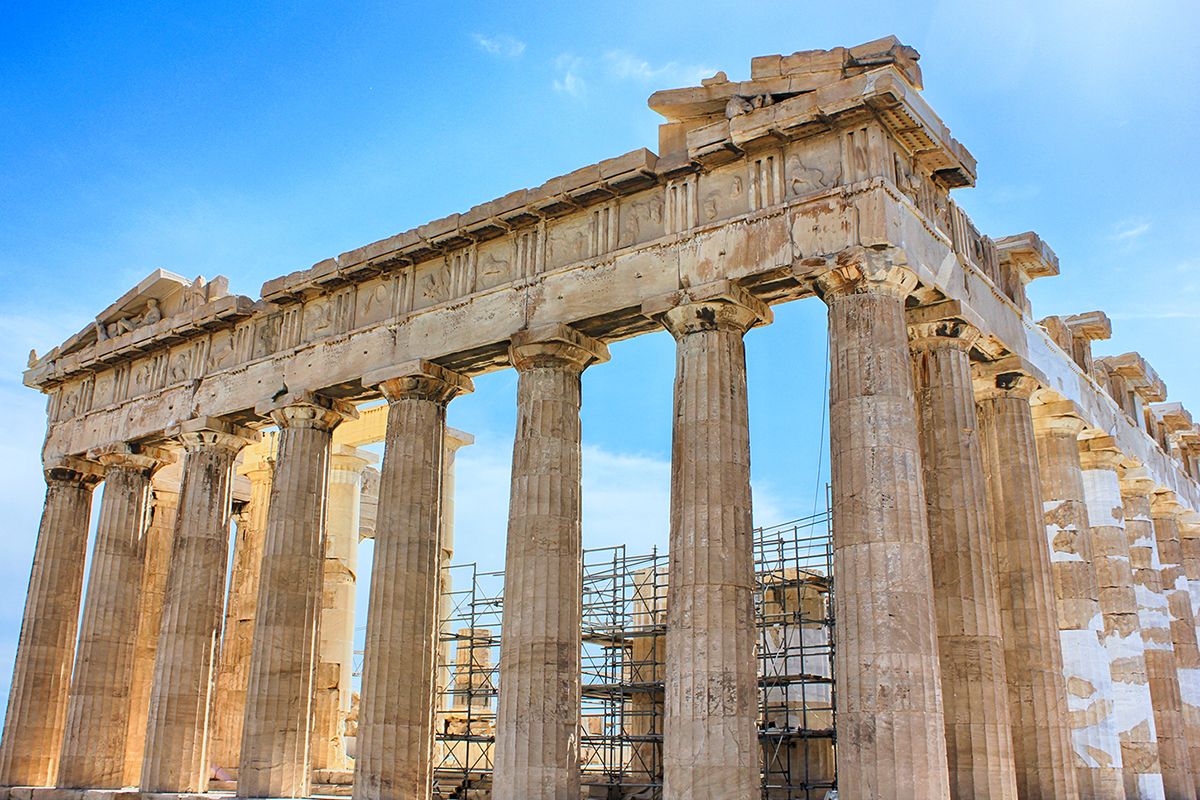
[1152,491,1187,519]
[86,441,175,475]
[330,443,380,475]
[1118,464,1158,499]
[255,390,358,432]
[813,244,916,300]
[509,323,610,372]
[972,356,1041,401]
[43,455,106,486]
[167,416,261,455]
[363,359,474,405]
[1179,510,1200,539]
[1077,436,1125,473]
[908,318,981,352]
[645,280,771,340]
[1030,401,1086,439]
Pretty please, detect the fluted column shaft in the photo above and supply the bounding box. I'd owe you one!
[1178,516,1200,669]
[354,362,471,800]
[975,370,1079,800]
[210,436,275,775]
[239,393,354,799]
[124,480,180,786]
[0,459,102,787]
[1080,444,1164,799]
[1123,477,1195,800]
[1034,409,1125,798]
[57,443,171,789]
[142,420,257,792]
[656,289,765,800]
[820,257,951,800]
[313,445,375,772]
[1151,494,1200,798]
[493,326,607,800]
[910,322,1018,800]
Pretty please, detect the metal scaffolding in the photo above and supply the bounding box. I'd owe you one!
[429,510,835,799]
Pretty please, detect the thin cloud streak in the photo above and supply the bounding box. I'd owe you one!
[553,54,586,96]
[471,33,525,58]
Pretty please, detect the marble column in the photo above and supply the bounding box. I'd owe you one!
[1080,440,1164,799]
[974,364,1079,800]
[354,361,472,800]
[648,283,767,800]
[1122,470,1196,800]
[1178,513,1200,657]
[209,433,276,776]
[0,458,103,787]
[1032,404,1124,798]
[123,474,181,787]
[493,324,608,800]
[435,430,474,753]
[57,442,171,790]
[312,444,377,773]
[141,418,258,792]
[909,318,1018,800]
[1151,492,1200,798]
[818,252,951,800]
[239,392,356,799]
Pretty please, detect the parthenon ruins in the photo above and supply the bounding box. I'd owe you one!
[4,35,1200,800]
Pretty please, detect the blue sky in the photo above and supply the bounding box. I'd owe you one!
[1,1,1197,710]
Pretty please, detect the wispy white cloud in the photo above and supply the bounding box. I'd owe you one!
[553,54,586,97]
[603,50,715,87]
[1110,217,1150,241]
[471,33,525,59]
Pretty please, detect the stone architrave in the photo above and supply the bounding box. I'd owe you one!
[0,458,103,788]
[209,434,276,775]
[492,324,609,800]
[57,442,172,790]
[1151,492,1200,798]
[354,361,472,800]
[1122,470,1196,800]
[141,418,259,793]
[312,443,377,773]
[817,251,951,800]
[123,473,181,787]
[238,392,356,799]
[909,316,1018,800]
[1079,440,1164,799]
[974,364,1080,800]
[1032,404,1125,798]
[647,281,771,800]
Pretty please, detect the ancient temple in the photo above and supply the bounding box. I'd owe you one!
[3,36,1200,800]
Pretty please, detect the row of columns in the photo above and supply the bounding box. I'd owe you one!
[3,259,1200,800]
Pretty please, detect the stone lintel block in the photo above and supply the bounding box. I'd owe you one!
[254,390,359,423]
[905,298,964,326]
[599,148,658,180]
[163,416,261,444]
[509,323,611,368]
[417,213,459,243]
[1063,310,1112,341]
[641,280,772,327]
[360,359,474,398]
[1096,352,1168,402]
[995,231,1060,280]
[1151,402,1194,433]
